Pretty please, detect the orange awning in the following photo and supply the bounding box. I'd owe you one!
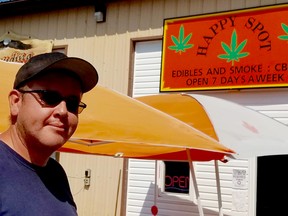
[0,60,233,161]
[137,93,288,159]
[62,86,233,161]
[0,60,22,131]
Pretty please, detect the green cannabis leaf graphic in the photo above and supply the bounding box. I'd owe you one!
[278,23,288,41]
[218,29,249,66]
[168,25,193,53]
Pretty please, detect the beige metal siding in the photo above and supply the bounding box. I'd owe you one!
[0,0,287,215]
[60,153,123,216]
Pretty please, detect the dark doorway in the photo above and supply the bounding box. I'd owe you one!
[256,155,288,215]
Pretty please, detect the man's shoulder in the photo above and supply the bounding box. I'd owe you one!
[46,157,65,172]
[0,140,11,161]
[44,157,69,181]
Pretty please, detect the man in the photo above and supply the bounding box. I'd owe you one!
[0,52,98,215]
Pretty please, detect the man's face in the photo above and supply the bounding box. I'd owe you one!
[14,71,82,152]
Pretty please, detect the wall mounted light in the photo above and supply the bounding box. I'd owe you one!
[94,0,106,23]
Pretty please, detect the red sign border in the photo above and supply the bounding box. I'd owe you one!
[160,3,288,92]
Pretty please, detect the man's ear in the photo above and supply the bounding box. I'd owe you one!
[8,90,22,116]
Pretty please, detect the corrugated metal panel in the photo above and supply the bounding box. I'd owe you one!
[58,153,123,216]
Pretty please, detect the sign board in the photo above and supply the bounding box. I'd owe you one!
[164,161,189,194]
[160,4,288,92]
[0,31,53,63]
[232,169,247,189]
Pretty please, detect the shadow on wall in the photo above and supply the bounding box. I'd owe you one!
[133,182,230,216]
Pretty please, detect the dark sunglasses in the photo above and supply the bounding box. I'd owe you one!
[18,89,86,114]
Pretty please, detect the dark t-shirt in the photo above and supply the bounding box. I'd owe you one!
[0,141,77,216]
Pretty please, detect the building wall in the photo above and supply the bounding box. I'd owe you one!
[130,37,288,215]
[131,40,251,216]
[0,0,287,215]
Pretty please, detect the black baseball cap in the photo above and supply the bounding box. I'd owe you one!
[13,52,99,93]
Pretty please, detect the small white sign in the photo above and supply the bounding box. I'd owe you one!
[233,169,247,188]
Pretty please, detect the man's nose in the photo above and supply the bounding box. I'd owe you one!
[55,101,69,116]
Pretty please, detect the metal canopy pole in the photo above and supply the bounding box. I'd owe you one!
[154,160,157,207]
[186,149,204,216]
[214,160,224,216]
[150,160,159,216]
